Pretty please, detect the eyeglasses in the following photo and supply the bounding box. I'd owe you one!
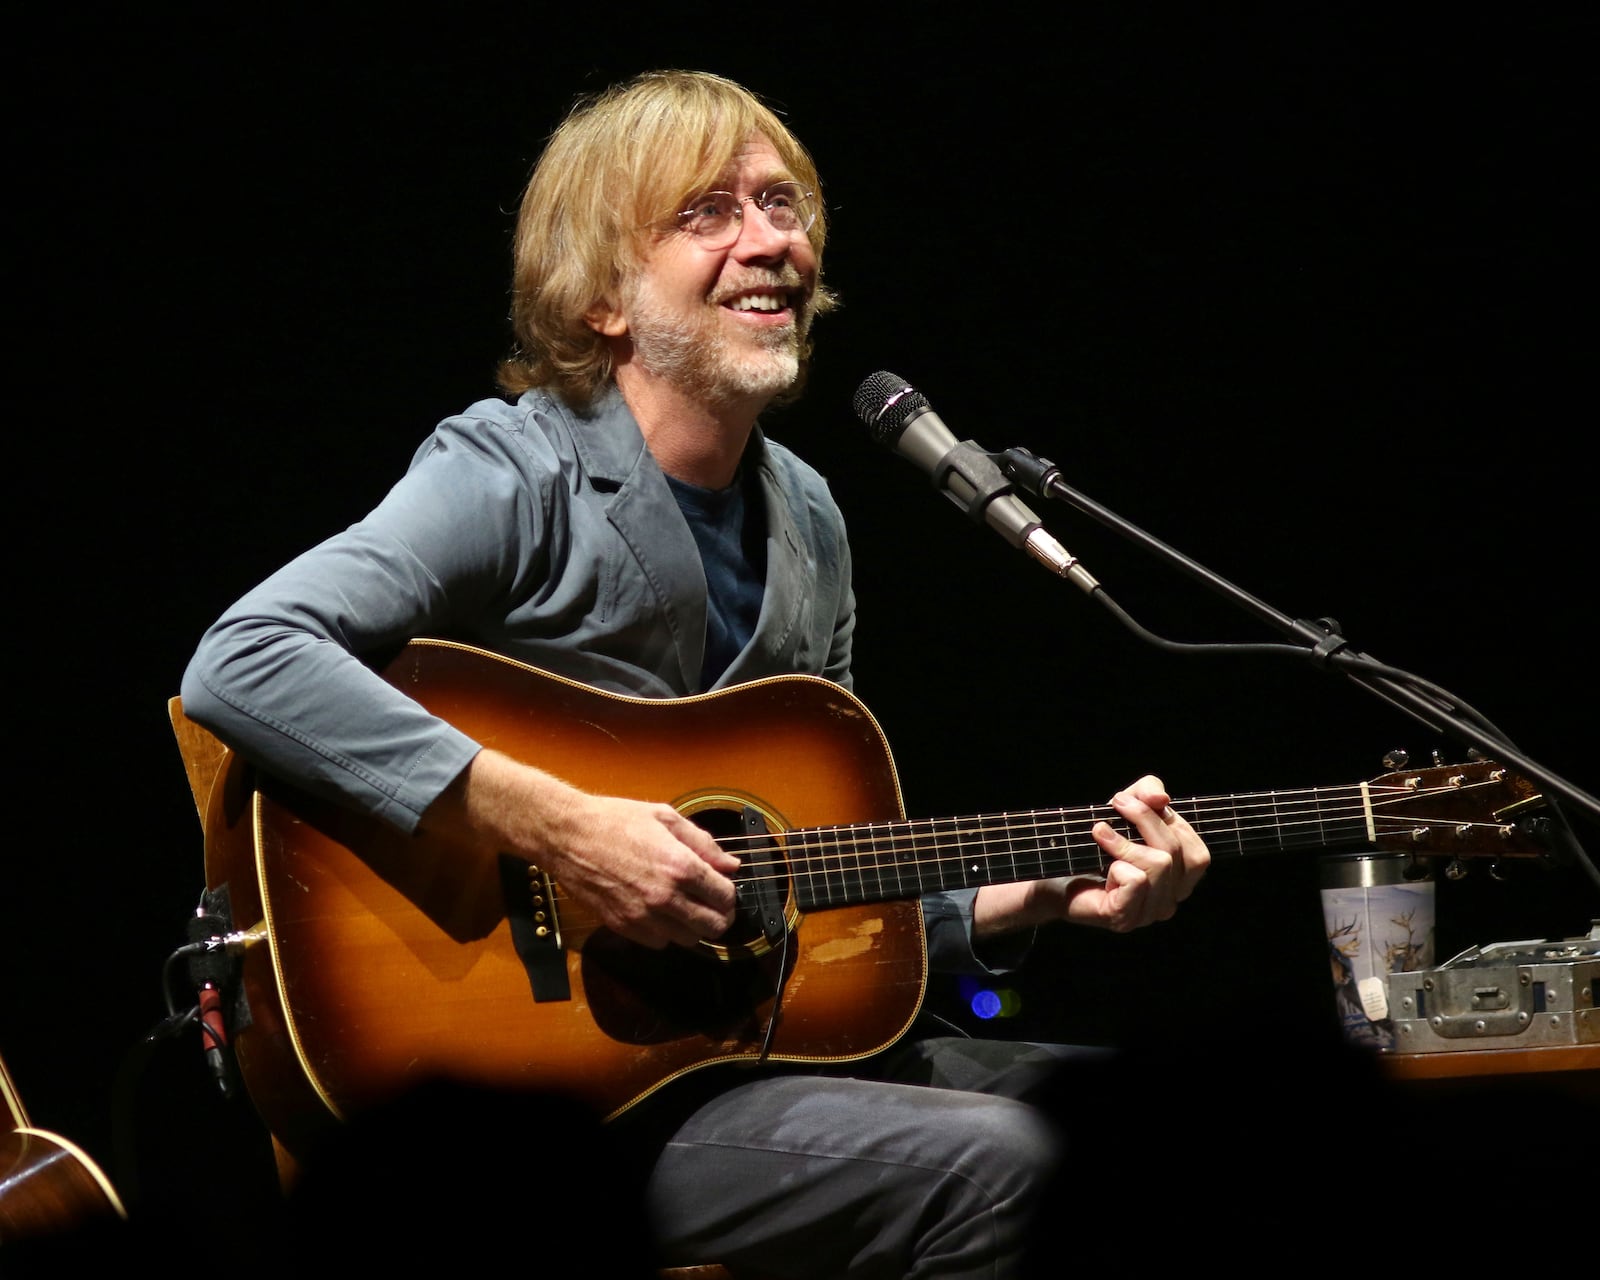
[675,182,818,248]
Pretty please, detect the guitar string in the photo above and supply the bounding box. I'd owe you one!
[710,825,1513,893]
[548,786,1507,903]
[541,780,1515,902]
[709,780,1499,862]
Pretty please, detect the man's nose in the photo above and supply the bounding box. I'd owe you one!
[731,200,794,258]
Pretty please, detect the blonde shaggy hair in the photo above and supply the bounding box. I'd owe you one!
[496,70,837,409]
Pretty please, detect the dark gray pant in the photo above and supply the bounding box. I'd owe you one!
[643,1036,1109,1279]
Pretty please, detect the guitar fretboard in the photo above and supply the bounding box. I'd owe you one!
[714,783,1380,911]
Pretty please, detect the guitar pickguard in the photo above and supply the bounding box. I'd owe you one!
[581,927,795,1045]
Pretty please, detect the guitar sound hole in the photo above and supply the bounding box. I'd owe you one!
[690,807,745,842]
[689,807,789,952]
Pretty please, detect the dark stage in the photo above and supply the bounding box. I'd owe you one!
[9,7,1596,1262]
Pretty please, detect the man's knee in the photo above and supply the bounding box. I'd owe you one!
[938,1092,1060,1205]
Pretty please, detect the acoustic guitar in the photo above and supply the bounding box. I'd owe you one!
[194,639,1552,1164]
[0,1051,127,1244]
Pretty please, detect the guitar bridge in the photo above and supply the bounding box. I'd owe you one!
[499,854,571,1003]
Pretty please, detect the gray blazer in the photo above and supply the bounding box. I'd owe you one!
[181,384,855,831]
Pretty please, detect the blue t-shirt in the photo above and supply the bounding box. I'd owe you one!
[666,471,767,689]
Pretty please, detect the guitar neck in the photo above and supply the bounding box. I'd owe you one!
[771,783,1374,911]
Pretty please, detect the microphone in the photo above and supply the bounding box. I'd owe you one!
[852,371,1099,592]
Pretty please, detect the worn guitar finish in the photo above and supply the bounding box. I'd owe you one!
[200,639,1550,1163]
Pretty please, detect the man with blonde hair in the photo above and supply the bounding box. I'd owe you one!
[184,69,1209,1277]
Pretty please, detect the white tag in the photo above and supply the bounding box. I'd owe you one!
[1358,975,1389,1022]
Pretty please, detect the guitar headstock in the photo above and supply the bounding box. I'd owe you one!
[1366,759,1551,861]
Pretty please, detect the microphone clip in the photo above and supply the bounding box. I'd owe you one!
[997,447,1062,501]
[931,440,1036,547]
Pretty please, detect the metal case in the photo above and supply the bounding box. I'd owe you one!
[1384,927,1598,1053]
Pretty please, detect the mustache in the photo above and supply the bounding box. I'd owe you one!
[710,266,809,306]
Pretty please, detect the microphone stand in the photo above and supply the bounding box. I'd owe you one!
[994,445,1600,861]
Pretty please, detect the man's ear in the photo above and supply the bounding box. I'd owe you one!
[584,297,628,337]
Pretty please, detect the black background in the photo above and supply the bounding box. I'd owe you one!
[9,4,1596,1242]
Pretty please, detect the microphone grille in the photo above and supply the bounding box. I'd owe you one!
[852,370,929,446]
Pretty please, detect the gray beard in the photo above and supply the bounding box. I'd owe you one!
[625,277,804,406]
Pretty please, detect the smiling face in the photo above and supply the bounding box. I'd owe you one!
[600,136,820,412]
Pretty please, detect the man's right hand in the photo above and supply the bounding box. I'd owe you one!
[423,747,740,949]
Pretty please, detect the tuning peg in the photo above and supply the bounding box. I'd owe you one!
[1431,749,1444,766]
[1401,854,1433,880]
[1383,749,1410,769]
[1445,858,1469,881]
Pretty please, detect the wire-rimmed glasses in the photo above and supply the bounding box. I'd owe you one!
[675,183,818,248]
